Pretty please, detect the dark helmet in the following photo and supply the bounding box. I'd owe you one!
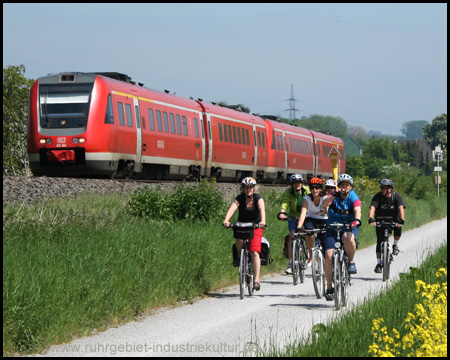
[380,178,395,188]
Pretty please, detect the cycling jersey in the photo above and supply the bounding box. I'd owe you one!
[370,191,405,223]
[327,190,361,224]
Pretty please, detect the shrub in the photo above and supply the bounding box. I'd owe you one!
[127,180,227,222]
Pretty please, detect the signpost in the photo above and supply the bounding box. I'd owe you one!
[432,146,443,197]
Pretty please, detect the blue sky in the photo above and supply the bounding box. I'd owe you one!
[3,3,447,136]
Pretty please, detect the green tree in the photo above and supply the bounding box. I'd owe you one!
[361,138,395,178]
[422,113,447,166]
[296,114,348,138]
[3,65,35,176]
[400,120,428,139]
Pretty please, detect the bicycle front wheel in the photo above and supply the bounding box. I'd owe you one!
[239,249,245,299]
[247,257,254,296]
[341,260,349,307]
[333,253,342,310]
[382,242,390,281]
[292,239,299,286]
[312,248,325,299]
[298,241,307,284]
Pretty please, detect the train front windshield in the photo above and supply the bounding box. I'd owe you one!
[39,84,93,129]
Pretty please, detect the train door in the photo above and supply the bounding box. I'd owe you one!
[252,124,258,177]
[133,98,142,172]
[203,112,212,177]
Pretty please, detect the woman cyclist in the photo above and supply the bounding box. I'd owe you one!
[279,174,310,274]
[324,179,337,195]
[321,174,362,301]
[296,177,328,266]
[223,177,266,291]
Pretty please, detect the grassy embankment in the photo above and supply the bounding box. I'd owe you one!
[3,184,447,355]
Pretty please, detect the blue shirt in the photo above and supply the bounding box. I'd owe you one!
[327,190,361,224]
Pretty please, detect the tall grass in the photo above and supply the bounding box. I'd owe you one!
[2,185,447,355]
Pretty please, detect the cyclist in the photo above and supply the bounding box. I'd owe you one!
[297,177,328,266]
[223,177,266,291]
[322,174,362,301]
[324,179,337,195]
[368,179,406,273]
[279,174,310,274]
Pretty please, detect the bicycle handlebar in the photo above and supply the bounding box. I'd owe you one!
[327,218,362,229]
[277,212,298,222]
[223,222,267,230]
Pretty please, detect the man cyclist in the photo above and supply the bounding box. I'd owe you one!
[278,174,310,274]
[322,174,362,301]
[223,177,266,291]
[296,177,328,266]
[368,179,405,273]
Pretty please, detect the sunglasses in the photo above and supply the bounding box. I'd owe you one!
[310,185,322,189]
[325,186,336,190]
[380,186,388,190]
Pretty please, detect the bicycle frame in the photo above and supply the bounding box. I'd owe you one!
[327,219,360,310]
[227,222,263,299]
[302,227,327,299]
[375,216,397,282]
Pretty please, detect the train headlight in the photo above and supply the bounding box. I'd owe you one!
[72,137,85,144]
[40,138,52,144]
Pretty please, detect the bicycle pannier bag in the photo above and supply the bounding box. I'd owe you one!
[260,237,273,266]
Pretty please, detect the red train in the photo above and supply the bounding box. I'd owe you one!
[27,72,345,182]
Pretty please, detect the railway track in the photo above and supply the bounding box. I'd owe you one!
[3,176,285,207]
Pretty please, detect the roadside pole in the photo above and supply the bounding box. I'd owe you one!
[432,146,442,197]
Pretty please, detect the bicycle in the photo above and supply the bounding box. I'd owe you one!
[375,216,397,282]
[277,213,308,285]
[226,222,266,299]
[298,226,327,299]
[327,219,361,310]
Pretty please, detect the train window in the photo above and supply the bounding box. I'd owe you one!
[39,88,90,128]
[176,114,182,135]
[135,106,141,129]
[257,132,261,148]
[232,126,237,144]
[125,104,133,127]
[163,112,169,133]
[228,125,232,143]
[156,110,163,132]
[261,133,265,148]
[289,138,293,152]
[207,120,210,140]
[148,109,155,131]
[271,130,276,149]
[182,116,188,135]
[223,123,228,142]
[117,102,125,126]
[193,118,199,138]
[169,113,176,134]
[104,95,114,124]
[237,127,241,144]
[219,124,223,141]
[201,119,205,139]
[246,129,250,146]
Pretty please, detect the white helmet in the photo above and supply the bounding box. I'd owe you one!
[289,174,303,183]
[325,179,337,188]
[337,174,353,186]
[241,177,257,186]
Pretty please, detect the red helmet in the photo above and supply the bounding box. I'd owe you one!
[308,177,323,186]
